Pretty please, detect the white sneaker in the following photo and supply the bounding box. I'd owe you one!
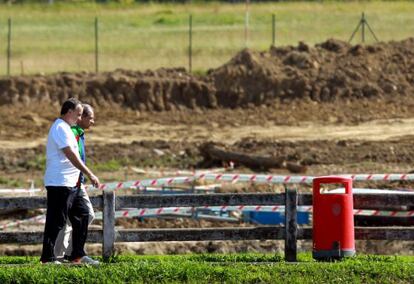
[71,256,99,265]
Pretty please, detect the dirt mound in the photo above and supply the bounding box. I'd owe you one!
[1,38,414,111]
[209,38,414,106]
[0,68,216,111]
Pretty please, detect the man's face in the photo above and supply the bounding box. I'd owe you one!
[78,110,95,130]
[67,104,83,126]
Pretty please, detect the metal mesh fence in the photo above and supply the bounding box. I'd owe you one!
[1,8,414,75]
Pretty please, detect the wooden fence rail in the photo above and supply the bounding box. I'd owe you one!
[0,191,413,261]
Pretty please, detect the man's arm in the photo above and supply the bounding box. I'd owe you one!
[62,146,100,188]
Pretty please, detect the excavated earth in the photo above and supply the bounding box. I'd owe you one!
[1,38,414,111]
[0,38,414,255]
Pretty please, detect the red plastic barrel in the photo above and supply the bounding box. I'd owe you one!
[312,176,355,260]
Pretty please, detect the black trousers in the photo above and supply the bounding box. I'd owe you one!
[40,186,90,262]
[68,187,91,260]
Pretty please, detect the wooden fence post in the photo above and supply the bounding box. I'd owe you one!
[188,14,192,73]
[103,189,115,261]
[95,17,99,73]
[272,14,276,46]
[285,187,298,262]
[7,18,11,76]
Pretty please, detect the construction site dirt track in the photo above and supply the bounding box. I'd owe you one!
[0,39,414,255]
[1,38,414,143]
[1,38,414,174]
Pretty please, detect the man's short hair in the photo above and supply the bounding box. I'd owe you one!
[82,104,94,118]
[61,98,82,116]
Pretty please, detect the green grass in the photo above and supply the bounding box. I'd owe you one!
[0,176,23,187]
[90,158,124,172]
[0,2,414,75]
[133,153,200,169]
[88,156,189,172]
[23,154,46,171]
[0,253,413,283]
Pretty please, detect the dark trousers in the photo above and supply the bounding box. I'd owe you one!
[68,187,91,260]
[40,186,90,262]
[40,186,76,262]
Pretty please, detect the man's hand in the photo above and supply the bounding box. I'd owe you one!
[88,173,100,188]
[62,146,100,188]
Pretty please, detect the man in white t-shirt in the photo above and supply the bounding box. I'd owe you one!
[54,104,98,264]
[40,98,100,264]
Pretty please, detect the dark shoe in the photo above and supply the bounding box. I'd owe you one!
[63,255,71,263]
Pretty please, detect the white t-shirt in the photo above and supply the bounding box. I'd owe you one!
[44,118,81,187]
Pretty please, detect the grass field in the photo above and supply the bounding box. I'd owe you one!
[0,253,413,283]
[0,2,414,75]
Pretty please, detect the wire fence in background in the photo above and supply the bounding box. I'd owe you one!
[0,12,384,76]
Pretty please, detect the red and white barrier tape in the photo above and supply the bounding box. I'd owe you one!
[129,167,226,177]
[85,173,414,191]
[1,214,46,230]
[134,184,221,192]
[0,188,42,194]
[92,206,414,219]
[0,169,225,194]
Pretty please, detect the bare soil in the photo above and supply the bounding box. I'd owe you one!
[2,38,414,111]
[0,38,414,255]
